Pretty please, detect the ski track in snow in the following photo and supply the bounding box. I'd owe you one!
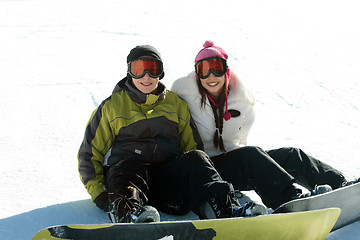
[1,0,360,239]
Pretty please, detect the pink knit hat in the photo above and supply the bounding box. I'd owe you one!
[195,40,231,121]
[195,40,228,62]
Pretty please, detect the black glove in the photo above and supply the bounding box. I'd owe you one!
[94,192,111,212]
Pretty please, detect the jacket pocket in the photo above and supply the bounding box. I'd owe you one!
[108,139,160,165]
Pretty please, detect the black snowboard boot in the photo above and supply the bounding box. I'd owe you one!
[292,184,333,200]
[199,192,267,219]
[342,177,360,187]
[108,187,160,223]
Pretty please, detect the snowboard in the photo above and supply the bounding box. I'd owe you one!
[274,182,360,230]
[32,208,340,240]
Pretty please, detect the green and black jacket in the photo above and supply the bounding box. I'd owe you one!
[78,77,203,201]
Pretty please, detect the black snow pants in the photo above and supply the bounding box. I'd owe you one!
[105,150,235,216]
[266,147,346,190]
[211,146,346,209]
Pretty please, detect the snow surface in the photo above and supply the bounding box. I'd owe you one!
[0,0,359,239]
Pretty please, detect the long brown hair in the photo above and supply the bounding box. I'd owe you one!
[196,79,227,151]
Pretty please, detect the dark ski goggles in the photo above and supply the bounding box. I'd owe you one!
[128,58,164,79]
[195,57,228,79]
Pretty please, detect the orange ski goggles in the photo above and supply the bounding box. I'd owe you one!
[195,57,228,79]
[128,58,164,79]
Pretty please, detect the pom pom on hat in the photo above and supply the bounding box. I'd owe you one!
[203,40,214,47]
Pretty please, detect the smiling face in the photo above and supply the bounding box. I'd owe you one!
[199,73,226,100]
[132,73,159,94]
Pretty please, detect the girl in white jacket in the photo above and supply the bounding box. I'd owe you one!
[171,40,357,209]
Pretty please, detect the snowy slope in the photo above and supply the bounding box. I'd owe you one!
[0,0,359,239]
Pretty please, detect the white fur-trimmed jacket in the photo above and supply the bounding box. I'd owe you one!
[171,71,255,157]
